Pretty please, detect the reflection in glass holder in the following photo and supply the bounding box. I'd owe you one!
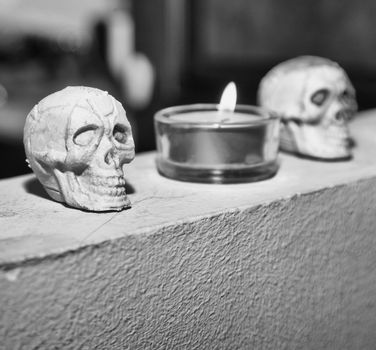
[154,104,280,184]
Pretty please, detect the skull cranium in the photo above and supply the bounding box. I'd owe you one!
[258,56,357,159]
[24,86,135,211]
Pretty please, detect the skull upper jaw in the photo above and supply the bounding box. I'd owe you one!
[49,168,132,212]
[281,121,352,160]
[280,102,356,160]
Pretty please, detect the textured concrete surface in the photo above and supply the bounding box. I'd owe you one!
[1,111,376,349]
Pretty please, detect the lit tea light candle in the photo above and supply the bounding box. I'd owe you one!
[154,82,280,183]
[173,82,241,123]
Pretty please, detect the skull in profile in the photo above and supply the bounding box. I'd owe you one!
[24,86,135,211]
[258,56,357,160]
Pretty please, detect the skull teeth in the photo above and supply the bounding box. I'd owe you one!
[79,174,127,197]
[86,175,126,187]
[326,126,349,141]
[87,185,126,196]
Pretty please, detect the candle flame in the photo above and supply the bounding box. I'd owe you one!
[218,82,237,112]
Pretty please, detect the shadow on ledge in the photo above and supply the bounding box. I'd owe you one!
[23,177,53,202]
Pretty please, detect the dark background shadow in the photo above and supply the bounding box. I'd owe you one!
[2,0,376,179]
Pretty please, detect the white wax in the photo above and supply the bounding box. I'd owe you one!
[170,111,260,124]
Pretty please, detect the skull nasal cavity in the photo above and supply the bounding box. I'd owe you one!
[335,110,347,123]
[105,150,114,165]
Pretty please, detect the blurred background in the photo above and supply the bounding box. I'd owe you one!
[1,0,376,178]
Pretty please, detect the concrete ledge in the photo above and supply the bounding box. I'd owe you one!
[1,111,376,349]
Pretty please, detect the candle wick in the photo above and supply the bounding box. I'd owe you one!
[218,108,231,124]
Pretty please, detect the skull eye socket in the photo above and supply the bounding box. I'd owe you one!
[113,124,128,144]
[73,124,99,146]
[311,89,329,106]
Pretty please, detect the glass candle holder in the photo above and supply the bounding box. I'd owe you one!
[154,104,280,183]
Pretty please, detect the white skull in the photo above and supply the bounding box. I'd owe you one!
[258,56,357,159]
[24,86,135,211]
